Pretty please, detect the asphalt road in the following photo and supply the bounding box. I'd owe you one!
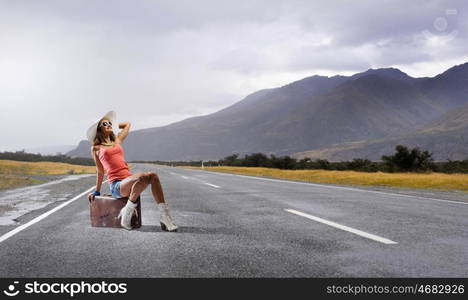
[0,163,467,277]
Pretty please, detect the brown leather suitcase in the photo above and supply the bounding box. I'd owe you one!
[89,194,142,228]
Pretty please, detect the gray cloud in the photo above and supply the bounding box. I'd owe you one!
[1,0,468,151]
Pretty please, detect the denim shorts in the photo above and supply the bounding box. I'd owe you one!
[110,180,123,198]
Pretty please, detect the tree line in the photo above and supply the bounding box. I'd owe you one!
[134,145,468,174]
[0,150,94,166]
[3,145,468,173]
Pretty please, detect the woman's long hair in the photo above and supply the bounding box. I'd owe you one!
[93,118,116,146]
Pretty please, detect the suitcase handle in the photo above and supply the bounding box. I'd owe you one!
[88,193,113,203]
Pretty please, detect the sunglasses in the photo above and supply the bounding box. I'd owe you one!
[100,121,112,127]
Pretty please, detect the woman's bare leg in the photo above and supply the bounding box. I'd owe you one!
[119,172,165,203]
[119,173,149,202]
[128,177,149,202]
[117,172,176,231]
[148,172,165,204]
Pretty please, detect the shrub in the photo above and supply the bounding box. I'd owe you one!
[381,145,434,172]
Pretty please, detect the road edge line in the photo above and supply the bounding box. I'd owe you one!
[0,186,95,244]
[183,168,468,206]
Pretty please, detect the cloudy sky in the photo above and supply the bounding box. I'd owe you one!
[1,0,468,152]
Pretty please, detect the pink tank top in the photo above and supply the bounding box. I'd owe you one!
[98,143,133,182]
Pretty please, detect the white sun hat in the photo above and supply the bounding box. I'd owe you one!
[86,111,118,143]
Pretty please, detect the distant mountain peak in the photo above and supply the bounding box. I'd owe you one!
[352,67,411,81]
[436,61,468,79]
[447,61,468,70]
[67,61,468,161]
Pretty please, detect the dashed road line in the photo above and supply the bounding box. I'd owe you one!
[285,209,397,245]
[173,173,220,188]
[203,183,221,189]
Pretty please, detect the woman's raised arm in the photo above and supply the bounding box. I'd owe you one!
[117,122,131,143]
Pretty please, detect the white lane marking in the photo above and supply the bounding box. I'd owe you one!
[203,182,220,188]
[285,209,397,245]
[0,186,95,244]
[189,169,468,206]
[171,172,220,188]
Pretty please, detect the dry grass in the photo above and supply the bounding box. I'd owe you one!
[182,166,468,192]
[0,159,96,175]
[0,159,96,190]
[0,174,44,190]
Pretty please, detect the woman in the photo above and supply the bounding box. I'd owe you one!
[86,111,177,232]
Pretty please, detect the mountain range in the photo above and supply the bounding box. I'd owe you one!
[67,62,468,161]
